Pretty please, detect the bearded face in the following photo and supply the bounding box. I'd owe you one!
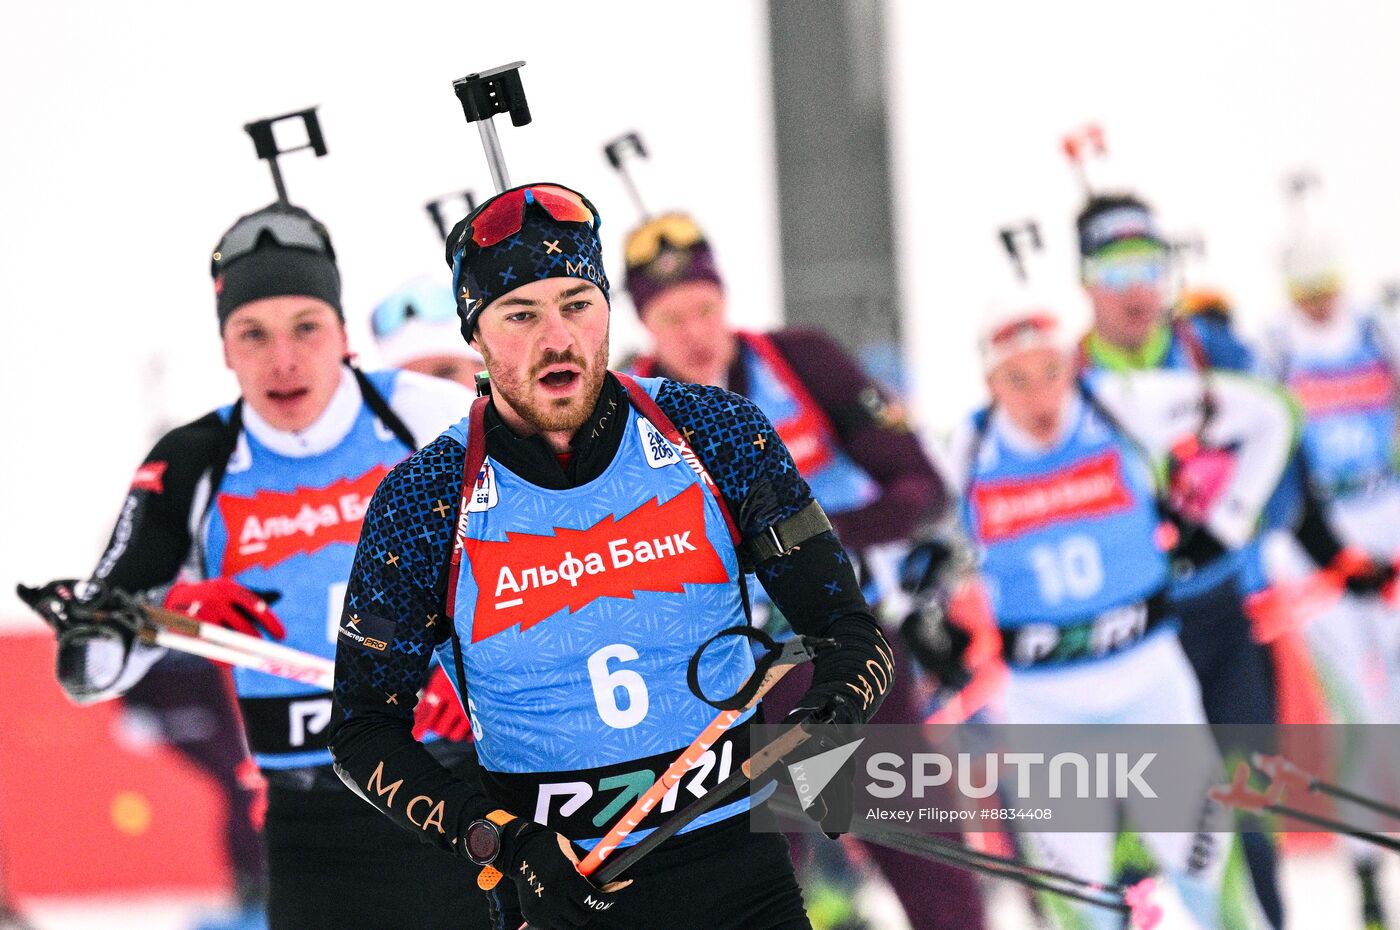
[471,278,611,441]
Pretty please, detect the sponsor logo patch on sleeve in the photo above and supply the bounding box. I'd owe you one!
[131,461,168,493]
[338,610,398,653]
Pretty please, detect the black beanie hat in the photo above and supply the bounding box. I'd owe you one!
[444,184,609,340]
[212,202,342,327]
[1074,193,1166,258]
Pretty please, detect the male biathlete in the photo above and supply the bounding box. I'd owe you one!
[1258,231,1400,930]
[330,183,895,929]
[1072,193,1289,926]
[20,197,485,929]
[947,304,1294,930]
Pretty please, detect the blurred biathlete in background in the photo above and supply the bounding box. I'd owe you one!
[100,351,270,930]
[622,210,984,930]
[1072,192,1295,927]
[372,274,486,388]
[18,185,488,929]
[946,304,1294,930]
[1257,230,1400,930]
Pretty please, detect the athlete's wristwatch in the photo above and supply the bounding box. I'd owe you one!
[464,810,516,866]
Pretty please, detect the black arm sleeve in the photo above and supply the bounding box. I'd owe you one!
[52,413,231,703]
[91,412,229,593]
[329,435,497,856]
[654,380,895,724]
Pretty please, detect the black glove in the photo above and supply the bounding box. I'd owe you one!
[1165,514,1226,575]
[900,603,972,688]
[499,821,630,929]
[17,579,145,700]
[898,537,959,599]
[778,692,864,839]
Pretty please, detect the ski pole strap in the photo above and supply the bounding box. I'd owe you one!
[739,499,832,567]
[686,628,834,711]
[687,626,777,710]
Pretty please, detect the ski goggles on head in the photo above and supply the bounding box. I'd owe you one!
[464,184,596,249]
[1082,252,1169,292]
[371,284,459,340]
[211,209,333,274]
[624,212,707,268]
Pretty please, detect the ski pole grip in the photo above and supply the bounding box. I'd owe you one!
[453,62,532,128]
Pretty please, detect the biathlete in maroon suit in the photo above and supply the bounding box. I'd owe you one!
[622,211,982,930]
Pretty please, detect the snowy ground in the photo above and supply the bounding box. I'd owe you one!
[10,849,1394,929]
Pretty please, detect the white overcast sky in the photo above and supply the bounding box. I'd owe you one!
[4,0,1399,625]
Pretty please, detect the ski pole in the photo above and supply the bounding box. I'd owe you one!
[591,706,824,887]
[140,604,330,672]
[1212,761,1400,854]
[122,605,334,688]
[1253,753,1400,824]
[451,62,531,194]
[139,623,335,690]
[580,633,832,872]
[855,831,1161,929]
[491,632,835,924]
[765,794,1162,927]
[876,827,1129,897]
[18,583,335,689]
[854,830,1134,917]
[242,107,327,205]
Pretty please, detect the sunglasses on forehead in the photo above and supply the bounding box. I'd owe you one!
[624,213,706,269]
[212,209,334,275]
[1083,253,1169,292]
[463,184,596,250]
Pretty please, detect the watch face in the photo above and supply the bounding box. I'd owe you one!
[466,820,500,865]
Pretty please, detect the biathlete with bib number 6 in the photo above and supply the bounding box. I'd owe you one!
[329,179,895,930]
